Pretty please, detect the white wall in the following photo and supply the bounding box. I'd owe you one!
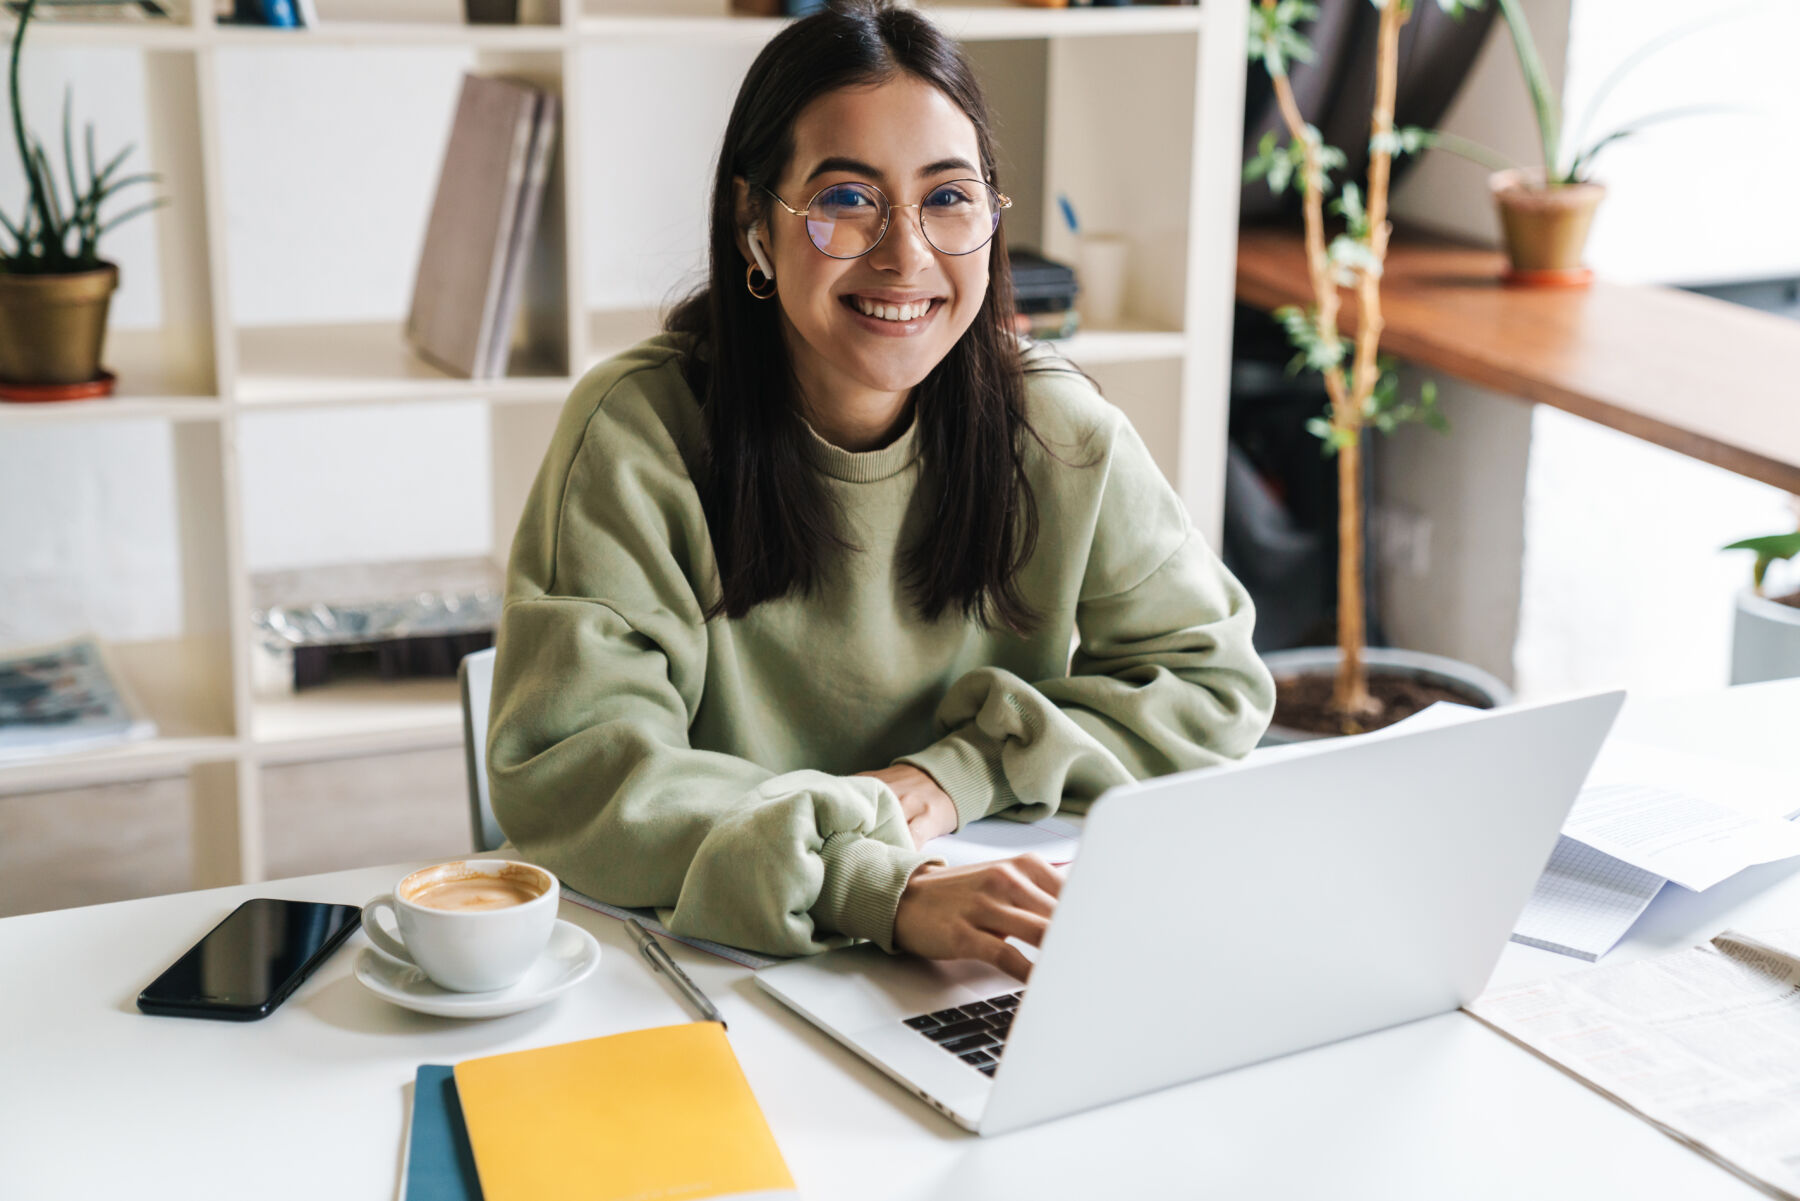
[1567,0,1800,287]
[1389,0,1572,244]
[0,49,179,647]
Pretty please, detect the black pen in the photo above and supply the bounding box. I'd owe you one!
[625,917,726,1029]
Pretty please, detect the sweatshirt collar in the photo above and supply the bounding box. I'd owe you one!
[799,411,921,483]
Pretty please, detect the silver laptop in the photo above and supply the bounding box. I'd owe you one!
[757,691,1625,1136]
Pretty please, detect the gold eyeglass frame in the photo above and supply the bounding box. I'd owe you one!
[763,179,1013,259]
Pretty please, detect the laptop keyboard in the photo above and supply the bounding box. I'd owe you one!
[901,991,1022,1077]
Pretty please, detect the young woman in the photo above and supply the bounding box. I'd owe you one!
[487,0,1273,980]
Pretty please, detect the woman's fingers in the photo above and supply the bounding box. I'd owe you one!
[1012,852,1065,899]
[980,903,1051,948]
[986,861,1058,920]
[990,938,1035,982]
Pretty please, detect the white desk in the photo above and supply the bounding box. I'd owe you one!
[5,681,1797,1201]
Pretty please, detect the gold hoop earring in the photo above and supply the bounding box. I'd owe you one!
[746,263,777,300]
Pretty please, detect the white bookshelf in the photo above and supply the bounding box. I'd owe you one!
[0,0,1247,887]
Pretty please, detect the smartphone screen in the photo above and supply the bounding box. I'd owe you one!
[137,898,361,1021]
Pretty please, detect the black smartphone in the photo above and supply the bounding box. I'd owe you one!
[137,897,362,1021]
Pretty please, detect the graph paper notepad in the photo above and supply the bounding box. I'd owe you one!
[1511,835,1667,961]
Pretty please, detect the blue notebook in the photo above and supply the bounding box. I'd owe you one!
[402,1065,483,1201]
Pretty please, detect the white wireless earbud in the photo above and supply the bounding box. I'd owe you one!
[747,225,776,281]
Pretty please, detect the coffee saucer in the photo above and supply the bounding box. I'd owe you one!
[353,918,600,1019]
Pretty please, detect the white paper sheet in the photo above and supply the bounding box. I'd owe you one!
[924,814,1083,868]
[1559,741,1800,892]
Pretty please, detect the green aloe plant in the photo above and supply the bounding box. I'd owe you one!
[1724,531,1800,597]
[1375,0,1752,186]
[2,0,168,275]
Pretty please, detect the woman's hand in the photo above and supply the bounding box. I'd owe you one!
[857,764,958,849]
[891,854,1063,981]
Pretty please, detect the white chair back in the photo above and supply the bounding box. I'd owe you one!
[458,647,503,852]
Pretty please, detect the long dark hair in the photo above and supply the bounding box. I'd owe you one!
[667,0,1042,634]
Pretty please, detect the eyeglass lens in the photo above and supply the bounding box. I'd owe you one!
[803,180,1002,258]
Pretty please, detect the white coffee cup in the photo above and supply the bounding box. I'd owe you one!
[361,859,558,993]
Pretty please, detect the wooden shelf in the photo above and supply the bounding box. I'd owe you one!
[251,678,464,764]
[0,19,204,48]
[0,733,239,797]
[0,396,222,424]
[5,4,1205,50]
[914,3,1204,40]
[10,0,1249,894]
[1235,227,1800,496]
[234,322,571,409]
[0,328,221,423]
[578,14,783,44]
[1051,324,1188,365]
[209,21,568,49]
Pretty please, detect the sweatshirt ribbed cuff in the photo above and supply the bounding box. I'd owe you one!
[811,832,934,952]
[896,725,1017,830]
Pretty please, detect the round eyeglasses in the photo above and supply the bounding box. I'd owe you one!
[764,179,1012,259]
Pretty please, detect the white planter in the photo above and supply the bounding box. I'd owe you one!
[1731,590,1800,685]
[1260,646,1514,745]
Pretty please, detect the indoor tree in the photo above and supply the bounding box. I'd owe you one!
[1243,0,1469,732]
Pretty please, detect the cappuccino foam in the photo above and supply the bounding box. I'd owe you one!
[408,874,544,912]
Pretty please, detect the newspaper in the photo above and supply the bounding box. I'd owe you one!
[1469,928,1800,1199]
[0,637,156,761]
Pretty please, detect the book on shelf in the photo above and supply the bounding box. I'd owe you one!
[0,636,156,762]
[214,0,303,26]
[484,86,558,378]
[406,71,557,381]
[1008,247,1080,341]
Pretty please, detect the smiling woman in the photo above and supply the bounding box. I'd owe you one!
[484,0,1275,978]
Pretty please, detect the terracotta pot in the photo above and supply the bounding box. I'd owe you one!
[1259,645,1514,745]
[1489,169,1604,284]
[0,262,119,385]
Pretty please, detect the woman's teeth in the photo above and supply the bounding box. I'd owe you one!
[851,296,933,322]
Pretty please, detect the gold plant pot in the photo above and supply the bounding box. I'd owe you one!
[0,261,120,386]
[1489,169,1605,286]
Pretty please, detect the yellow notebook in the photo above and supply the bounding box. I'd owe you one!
[453,1022,796,1201]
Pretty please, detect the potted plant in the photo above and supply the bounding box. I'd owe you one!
[1724,516,1800,686]
[1244,0,1512,740]
[0,0,167,402]
[1385,1,1744,284]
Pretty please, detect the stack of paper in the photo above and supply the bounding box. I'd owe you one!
[1511,740,1800,961]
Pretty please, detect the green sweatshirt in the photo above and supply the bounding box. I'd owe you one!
[487,333,1274,958]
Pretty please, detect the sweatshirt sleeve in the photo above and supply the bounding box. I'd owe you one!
[896,405,1275,827]
[486,355,934,957]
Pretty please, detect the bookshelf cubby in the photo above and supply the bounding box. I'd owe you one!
[0,0,1247,888]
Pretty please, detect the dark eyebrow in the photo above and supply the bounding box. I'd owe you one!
[804,156,882,183]
[803,155,981,183]
[918,157,978,178]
